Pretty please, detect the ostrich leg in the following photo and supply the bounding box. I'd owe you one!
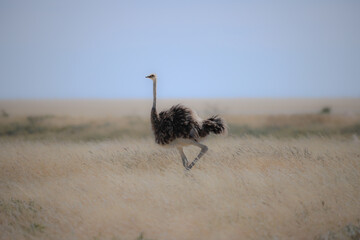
[177,147,190,170]
[187,140,208,170]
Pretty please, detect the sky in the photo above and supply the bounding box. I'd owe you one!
[0,0,359,99]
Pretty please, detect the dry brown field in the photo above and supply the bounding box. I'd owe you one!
[0,99,360,240]
[1,98,360,117]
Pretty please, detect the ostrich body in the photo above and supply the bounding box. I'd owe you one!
[146,74,226,170]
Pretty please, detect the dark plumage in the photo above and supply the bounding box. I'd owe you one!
[151,104,226,145]
[146,73,226,170]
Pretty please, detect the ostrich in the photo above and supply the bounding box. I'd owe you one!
[146,74,226,170]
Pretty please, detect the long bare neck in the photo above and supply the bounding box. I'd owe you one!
[151,78,159,132]
[152,79,157,109]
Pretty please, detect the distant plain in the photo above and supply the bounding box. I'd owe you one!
[1,99,360,240]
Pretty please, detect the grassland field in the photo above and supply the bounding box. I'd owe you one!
[0,99,360,240]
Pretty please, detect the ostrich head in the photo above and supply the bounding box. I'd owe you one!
[145,74,157,81]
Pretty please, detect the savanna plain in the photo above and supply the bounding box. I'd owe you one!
[1,99,360,240]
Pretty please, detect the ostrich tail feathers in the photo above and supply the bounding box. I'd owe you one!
[200,115,227,137]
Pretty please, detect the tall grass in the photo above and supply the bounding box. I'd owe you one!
[1,136,359,239]
[1,114,360,141]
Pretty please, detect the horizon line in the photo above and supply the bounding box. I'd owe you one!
[1,96,360,101]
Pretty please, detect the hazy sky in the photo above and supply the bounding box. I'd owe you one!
[0,0,359,99]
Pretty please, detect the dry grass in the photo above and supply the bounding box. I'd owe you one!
[1,98,360,117]
[1,136,360,240]
[1,114,360,141]
[1,99,360,239]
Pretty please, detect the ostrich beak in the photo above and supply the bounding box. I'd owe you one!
[145,75,151,78]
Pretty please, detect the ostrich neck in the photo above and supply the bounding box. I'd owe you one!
[151,79,159,131]
[152,79,157,109]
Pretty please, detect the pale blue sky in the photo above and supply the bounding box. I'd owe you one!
[0,0,359,99]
